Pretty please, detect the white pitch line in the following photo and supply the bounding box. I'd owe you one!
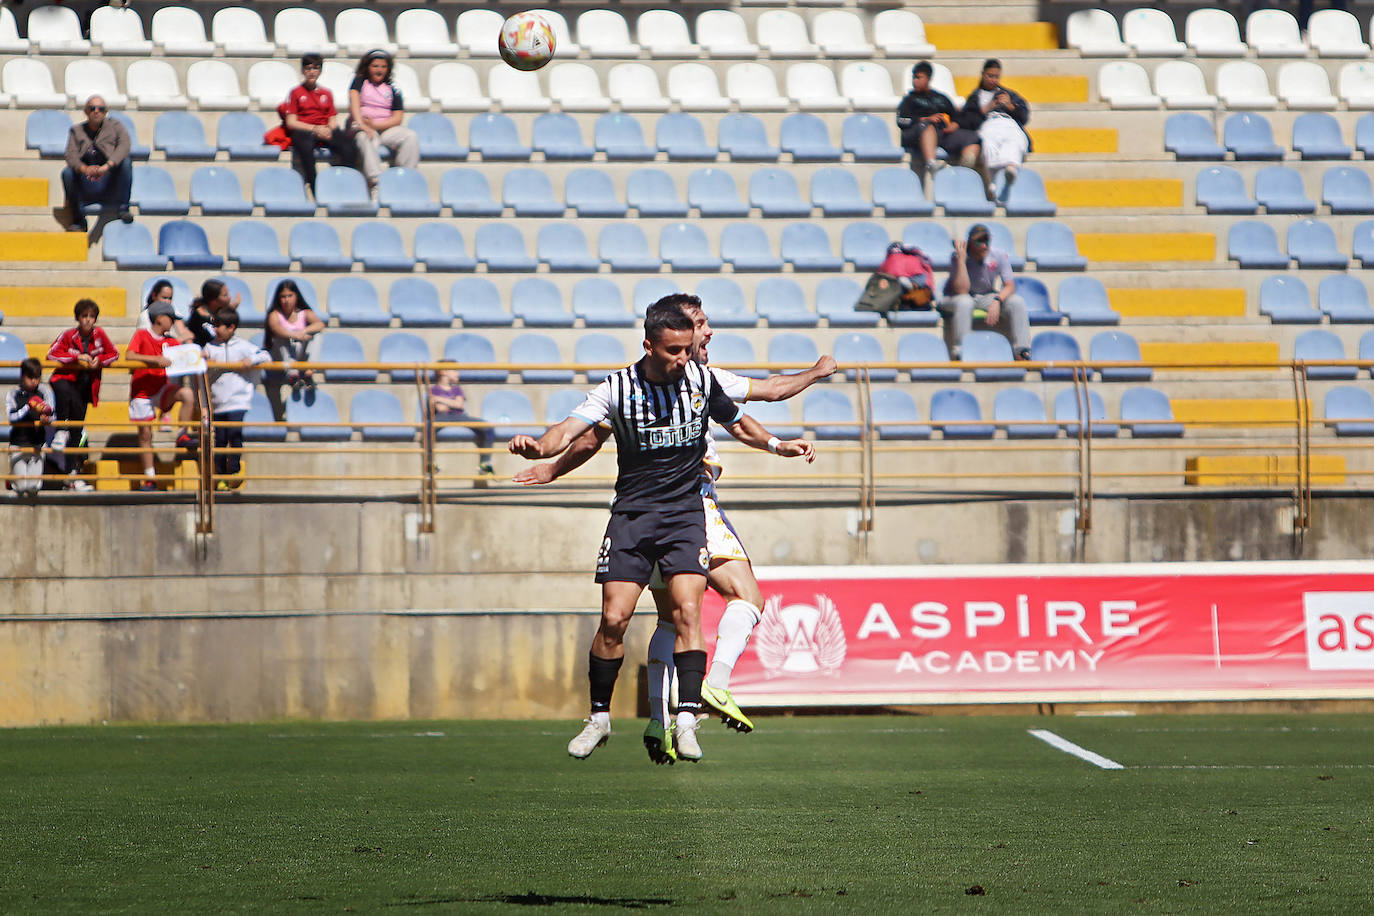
[1028,728,1125,770]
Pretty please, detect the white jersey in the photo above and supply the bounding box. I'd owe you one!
[704,366,752,480]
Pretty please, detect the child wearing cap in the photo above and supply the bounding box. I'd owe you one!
[348,49,419,194]
[125,299,197,491]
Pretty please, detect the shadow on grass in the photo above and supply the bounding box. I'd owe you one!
[388,893,675,908]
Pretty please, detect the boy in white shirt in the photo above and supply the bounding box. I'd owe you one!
[202,308,268,490]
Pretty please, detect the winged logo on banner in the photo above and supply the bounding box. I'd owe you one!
[754,594,847,678]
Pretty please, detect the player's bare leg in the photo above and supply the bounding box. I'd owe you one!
[665,571,708,761]
[569,581,642,759]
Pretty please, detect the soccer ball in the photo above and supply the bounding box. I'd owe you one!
[498,12,556,72]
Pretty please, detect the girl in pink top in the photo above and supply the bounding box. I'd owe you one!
[348,50,420,192]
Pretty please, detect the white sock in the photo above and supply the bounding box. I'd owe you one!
[590,711,610,729]
[143,466,156,478]
[646,620,677,725]
[707,599,762,690]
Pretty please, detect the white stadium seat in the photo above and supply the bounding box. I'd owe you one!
[395,9,459,58]
[1339,63,1374,109]
[608,64,670,112]
[127,60,189,110]
[334,9,398,57]
[274,8,339,57]
[4,59,65,109]
[65,60,128,109]
[812,11,876,58]
[696,10,760,58]
[1247,9,1307,57]
[28,4,91,54]
[1308,10,1369,57]
[1122,8,1186,56]
[931,64,958,102]
[1184,9,1247,57]
[490,67,552,112]
[318,62,354,104]
[873,10,935,57]
[667,63,731,111]
[90,6,154,55]
[842,62,902,111]
[787,63,849,111]
[247,61,298,110]
[392,64,433,111]
[549,63,612,112]
[756,10,819,58]
[1278,62,1338,110]
[637,10,699,58]
[457,9,503,58]
[1099,62,1161,109]
[212,8,275,57]
[1216,61,1278,110]
[578,10,640,57]
[1155,60,1218,109]
[528,9,579,56]
[727,63,788,111]
[429,63,491,112]
[0,6,30,54]
[188,60,250,110]
[1067,9,1130,57]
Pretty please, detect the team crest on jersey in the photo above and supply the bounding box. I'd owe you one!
[690,392,705,414]
[754,594,847,677]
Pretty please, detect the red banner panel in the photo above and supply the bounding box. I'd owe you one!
[700,562,1374,705]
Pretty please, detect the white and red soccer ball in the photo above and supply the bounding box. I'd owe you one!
[498,12,556,72]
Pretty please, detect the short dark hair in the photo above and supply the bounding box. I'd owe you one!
[73,298,99,320]
[913,61,933,79]
[301,53,324,70]
[983,58,1001,72]
[644,297,695,342]
[214,307,239,328]
[20,357,42,381]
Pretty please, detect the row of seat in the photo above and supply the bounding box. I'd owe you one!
[1198,164,1374,215]
[1165,110,1374,160]
[1100,59,1374,110]
[1070,7,1371,58]
[1227,218,1374,269]
[1259,277,1374,324]
[2,56,919,114]
[1,6,934,61]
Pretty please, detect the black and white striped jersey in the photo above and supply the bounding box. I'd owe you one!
[571,358,742,511]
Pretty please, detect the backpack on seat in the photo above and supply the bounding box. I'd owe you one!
[857,242,934,311]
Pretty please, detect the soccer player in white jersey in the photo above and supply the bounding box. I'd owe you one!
[516,299,836,762]
[509,298,816,763]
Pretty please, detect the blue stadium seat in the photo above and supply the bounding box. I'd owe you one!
[962,330,1024,382]
[449,278,512,327]
[841,114,904,162]
[108,112,151,161]
[595,113,654,160]
[804,389,860,440]
[1017,276,1061,327]
[469,113,531,160]
[243,390,286,443]
[140,276,193,321]
[565,169,627,217]
[1030,330,1082,381]
[351,389,414,441]
[545,389,587,424]
[132,165,190,215]
[502,168,565,217]
[1362,330,1374,369]
[440,168,503,217]
[512,277,576,328]
[757,279,819,328]
[378,168,440,217]
[1026,222,1088,270]
[1090,331,1152,381]
[721,223,783,272]
[1294,328,1356,379]
[1056,276,1120,325]
[287,388,351,441]
[1322,167,1374,214]
[816,277,880,328]
[1053,388,1120,438]
[214,275,260,326]
[872,168,935,217]
[409,112,469,160]
[316,330,376,381]
[510,332,572,383]
[253,168,315,217]
[779,112,842,161]
[574,333,626,383]
[1121,388,1184,438]
[718,113,780,161]
[154,111,215,159]
[475,224,538,271]
[1000,168,1057,217]
[190,166,252,216]
[572,278,635,328]
[1163,112,1225,160]
[1292,112,1350,160]
[901,223,954,271]
[103,222,166,270]
[216,111,277,160]
[1255,166,1315,214]
[705,333,763,379]
[1324,387,1374,436]
[871,388,932,440]
[660,222,721,271]
[327,277,389,329]
[600,224,661,271]
[1354,220,1374,267]
[227,221,289,271]
[532,112,593,160]
[841,222,889,271]
[695,277,756,327]
[1223,112,1283,160]
[834,332,894,381]
[931,388,994,439]
[352,222,415,272]
[1287,219,1347,269]
[1196,166,1258,215]
[537,223,598,272]
[656,112,717,160]
[898,333,959,382]
[688,168,749,218]
[158,220,222,269]
[995,389,1057,438]
[25,109,72,158]
[781,223,843,271]
[443,332,506,382]
[734,400,803,441]
[628,168,689,218]
[749,168,812,218]
[934,166,995,216]
[289,222,351,271]
[388,277,449,328]
[1317,275,1374,323]
[1357,113,1374,158]
[1227,221,1289,268]
[986,223,1026,272]
[0,332,26,384]
[633,278,678,316]
[767,331,820,367]
[414,223,477,272]
[811,167,873,217]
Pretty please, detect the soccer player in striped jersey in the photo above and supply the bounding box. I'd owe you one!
[509,297,816,763]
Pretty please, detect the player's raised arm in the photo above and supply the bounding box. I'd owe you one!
[514,424,611,485]
[508,415,593,460]
[724,411,816,463]
[745,355,838,402]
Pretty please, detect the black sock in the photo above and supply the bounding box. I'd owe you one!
[588,653,623,713]
[674,650,708,715]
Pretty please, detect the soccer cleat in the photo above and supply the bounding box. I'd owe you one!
[701,683,755,733]
[673,714,702,762]
[567,717,610,759]
[643,719,676,766]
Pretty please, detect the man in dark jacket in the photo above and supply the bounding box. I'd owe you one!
[61,95,133,232]
[895,61,982,183]
[959,58,1031,133]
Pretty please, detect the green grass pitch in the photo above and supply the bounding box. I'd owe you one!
[2,714,1371,913]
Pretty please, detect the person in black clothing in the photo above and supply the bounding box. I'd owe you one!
[185,279,242,348]
[958,59,1031,200]
[896,61,982,184]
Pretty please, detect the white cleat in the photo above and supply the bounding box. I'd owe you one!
[674,712,702,762]
[567,717,611,759]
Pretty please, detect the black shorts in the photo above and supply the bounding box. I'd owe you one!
[595,504,708,585]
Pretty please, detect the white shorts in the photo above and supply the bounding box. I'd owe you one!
[129,383,179,422]
[649,478,748,588]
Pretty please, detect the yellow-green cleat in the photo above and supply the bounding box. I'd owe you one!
[700,683,754,733]
[643,718,677,765]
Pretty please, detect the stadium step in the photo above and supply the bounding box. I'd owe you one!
[1076,232,1216,263]
[94,456,200,492]
[0,231,89,263]
[1184,455,1344,487]
[926,22,1059,51]
[953,74,1087,104]
[1110,289,1248,319]
[1139,341,1281,368]
[1027,128,1118,155]
[1172,397,1304,426]
[1044,179,1182,209]
[0,285,126,318]
[0,178,49,208]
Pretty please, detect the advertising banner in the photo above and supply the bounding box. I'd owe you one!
[700,562,1374,705]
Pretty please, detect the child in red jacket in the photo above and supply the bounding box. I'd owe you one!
[46,298,118,490]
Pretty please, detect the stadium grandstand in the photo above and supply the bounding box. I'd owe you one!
[2,1,1374,726]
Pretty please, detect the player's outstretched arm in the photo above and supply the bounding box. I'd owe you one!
[508,416,592,460]
[725,412,816,463]
[513,424,611,485]
[746,355,838,402]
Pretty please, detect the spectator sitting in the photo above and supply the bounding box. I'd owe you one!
[186,279,242,348]
[46,298,119,490]
[348,49,420,196]
[138,279,194,342]
[283,53,359,196]
[938,224,1030,362]
[263,279,325,421]
[125,299,198,491]
[61,95,132,232]
[429,364,493,476]
[896,61,982,186]
[959,59,1031,201]
[203,307,269,491]
[6,358,55,495]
